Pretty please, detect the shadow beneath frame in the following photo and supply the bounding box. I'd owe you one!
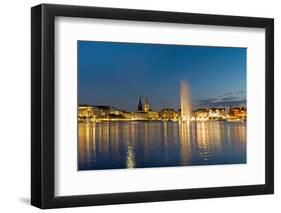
[19,197,30,205]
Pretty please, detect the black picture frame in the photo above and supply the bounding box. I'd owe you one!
[31,3,274,209]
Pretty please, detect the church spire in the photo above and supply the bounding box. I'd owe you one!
[143,97,150,112]
[138,96,143,111]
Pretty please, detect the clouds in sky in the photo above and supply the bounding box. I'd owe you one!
[196,90,246,107]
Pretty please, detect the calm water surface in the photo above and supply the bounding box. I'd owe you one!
[78,121,246,170]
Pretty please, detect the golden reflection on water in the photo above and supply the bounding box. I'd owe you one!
[78,122,96,166]
[126,143,135,169]
[78,121,246,170]
[196,122,210,161]
[179,122,191,165]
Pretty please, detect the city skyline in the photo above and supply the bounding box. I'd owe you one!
[78,41,246,112]
[78,95,246,113]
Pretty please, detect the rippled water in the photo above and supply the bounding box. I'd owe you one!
[78,121,246,170]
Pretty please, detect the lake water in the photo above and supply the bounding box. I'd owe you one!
[78,121,246,170]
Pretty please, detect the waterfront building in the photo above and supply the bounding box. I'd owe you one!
[192,108,209,121]
[229,107,247,120]
[95,105,124,118]
[159,108,178,121]
[122,111,134,120]
[147,111,160,120]
[208,108,226,120]
[78,105,95,121]
[131,112,148,120]
[94,105,111,118]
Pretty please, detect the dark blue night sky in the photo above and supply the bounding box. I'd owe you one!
[78,41,246,111]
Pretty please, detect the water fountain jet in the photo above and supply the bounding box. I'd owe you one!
[180,81,191,122]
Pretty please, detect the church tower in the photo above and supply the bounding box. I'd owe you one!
[143,97,150,112]
[138,96,143,111]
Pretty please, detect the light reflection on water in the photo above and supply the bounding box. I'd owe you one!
[78,121,246,170]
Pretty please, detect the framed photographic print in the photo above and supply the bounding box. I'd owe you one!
[31,3,274,209]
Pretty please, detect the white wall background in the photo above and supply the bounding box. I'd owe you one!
[0,0,279,212]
